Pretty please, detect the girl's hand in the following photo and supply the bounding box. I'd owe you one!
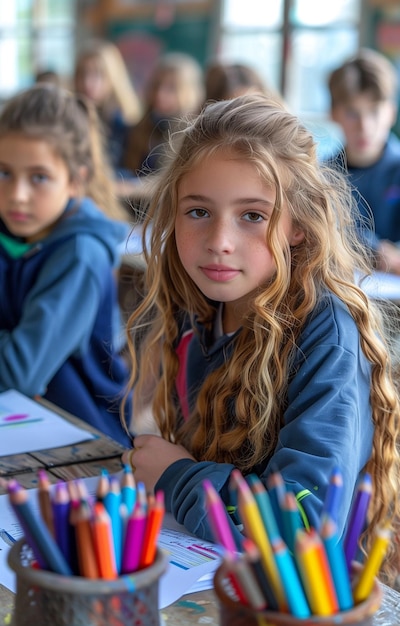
[121,434,195,493]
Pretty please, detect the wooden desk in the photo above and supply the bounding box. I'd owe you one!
[1,400,400,625]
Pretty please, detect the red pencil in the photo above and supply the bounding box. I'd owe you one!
[139,491,165,568]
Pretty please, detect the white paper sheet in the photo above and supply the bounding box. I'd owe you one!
[0,475,220,608]
[0,390,94,456]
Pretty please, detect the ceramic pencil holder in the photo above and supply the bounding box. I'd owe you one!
[213,560,383,626]
[8,539,167,626]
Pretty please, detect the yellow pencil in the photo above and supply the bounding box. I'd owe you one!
[295,528,338,616]
[352,523,391,604]
[230,470,287,611]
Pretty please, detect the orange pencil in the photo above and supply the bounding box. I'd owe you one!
[295,528,338,616]
[74,499,99,579]
[139,490,165,568]
[37,469,55,537]
[92,501,118,579]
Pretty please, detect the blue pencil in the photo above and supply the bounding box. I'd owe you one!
[320,514,353,611]
[266,469,286,536]
[320,466,343,526]
[121,464,136,515]
[8,481,72,576]
[271,536,311,618]
[51,481,71,566]
[280,491,302,555]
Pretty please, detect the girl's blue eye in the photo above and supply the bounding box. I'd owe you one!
[0,169,10,180]
[243,212,263,222]
[188,208,209,218]
[32,173,49,184]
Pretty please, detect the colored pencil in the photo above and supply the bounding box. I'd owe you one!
[121,501,147,574]
[271,536,311,618]
[104,475,123,573]
[73,499,99,579]
[352,523,391,603]
[230,469,287,611]
[7,480,72,576]
[280,491,302,555]
[203,479,237,554]
[320,514,353,611]
[242,538,279,610]
[121,464,136,515]
[344,473,373,570]
[139,490,165,568]
[295,528,338,616]
[223,552,268,611]
[92,501,118,579]
[96,468,110,502]
[37,469,55,537]
[51,481,71,566]
[246,474,281,542]
[266,468,286,536]
[320,466,343,526]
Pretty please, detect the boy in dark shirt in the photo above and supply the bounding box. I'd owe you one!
[328,48,400,274]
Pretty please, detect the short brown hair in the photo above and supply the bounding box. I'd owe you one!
[328,48,398,108]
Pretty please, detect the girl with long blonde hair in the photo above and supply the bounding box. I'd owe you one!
[122,94,400,582]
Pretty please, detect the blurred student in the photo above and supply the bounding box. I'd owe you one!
[122,52,204,176]
[74,39,142,175]
[328,48,400,274]
[0,84,132,447]
[204,60,283,105]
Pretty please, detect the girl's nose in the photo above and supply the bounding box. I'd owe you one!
[206,219,235,254]
[10,178,30,202]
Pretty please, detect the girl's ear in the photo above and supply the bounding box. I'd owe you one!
[68,165,89,197]
[289,227,305,247]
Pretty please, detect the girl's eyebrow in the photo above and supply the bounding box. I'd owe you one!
[179,193,274,207]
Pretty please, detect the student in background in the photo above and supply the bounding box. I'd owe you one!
[0,84,132,447]
[122,52,204,176]
[122,94,400,581]
[74,39,142,176]
[204,60,283,104]
[327,48,400,274]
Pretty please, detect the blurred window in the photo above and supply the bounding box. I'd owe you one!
[0,0,76,98]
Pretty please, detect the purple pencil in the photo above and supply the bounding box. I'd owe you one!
[121,501,147,574]
[343,473,372,570]
[52,481,71,565]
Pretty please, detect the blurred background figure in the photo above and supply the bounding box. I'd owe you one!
[35,69,62,87]
[327,48,400,274]
[122,52,204,176]
[74,39,142,176]
[204,60,282,104]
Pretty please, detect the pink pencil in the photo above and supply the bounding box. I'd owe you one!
[203,479,237,554]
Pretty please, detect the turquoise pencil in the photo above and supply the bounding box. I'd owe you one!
[246,474,281,542]
[271,536,310,618]
[121,464,136,515]
[320,514,353,611]
[281,491,302,555]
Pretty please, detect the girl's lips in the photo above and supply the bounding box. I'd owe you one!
[200,266,241,282]
[8,211,30,222]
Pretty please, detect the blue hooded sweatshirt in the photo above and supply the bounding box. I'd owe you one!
[155,292,374,546]
[0,197,132,447]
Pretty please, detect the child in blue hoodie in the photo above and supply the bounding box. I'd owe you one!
[0,84,132,447]
[122,94,400,581]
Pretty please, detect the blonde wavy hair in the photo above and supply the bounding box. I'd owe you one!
[124,94,400,581]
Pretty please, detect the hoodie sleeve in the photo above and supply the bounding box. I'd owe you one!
[0,234,112,396]
[155,297,374,543]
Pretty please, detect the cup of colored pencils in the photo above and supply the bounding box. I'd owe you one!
[205,469,386,626]
[6,467,167,626]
